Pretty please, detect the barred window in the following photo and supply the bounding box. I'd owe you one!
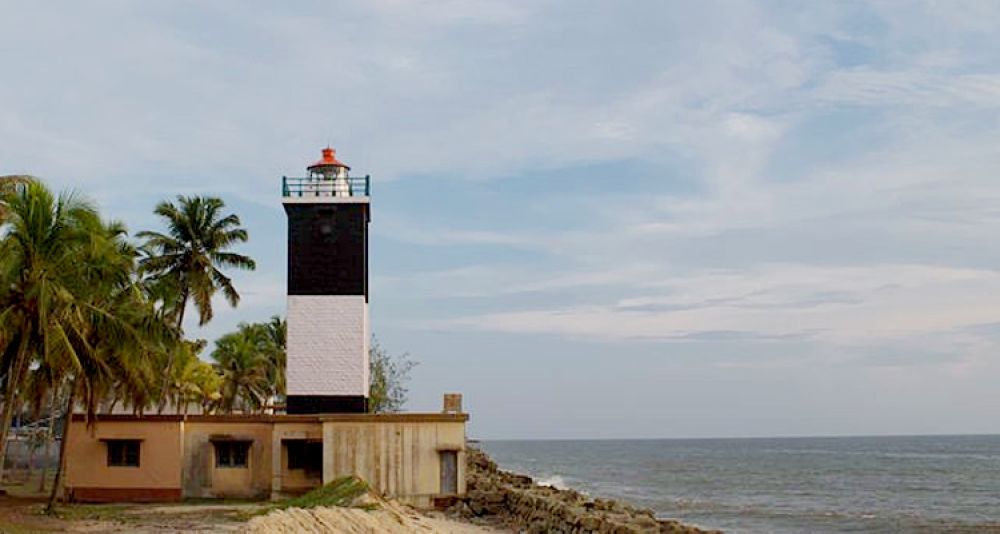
[215,441,251,468]
[106,440,140,467]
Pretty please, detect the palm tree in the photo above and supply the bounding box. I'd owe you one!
[0,180,177,505]
[209,319,285,414]
[136,196,255,409]
[162,340,221,415]
[43,217,176,512]
[0,182,104,482]
[261,316,286,407]
[137,196,256,328]
[212,329,271,413]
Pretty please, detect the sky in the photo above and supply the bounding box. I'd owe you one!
[3,1,1000,439]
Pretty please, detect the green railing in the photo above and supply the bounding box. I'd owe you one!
[282,175,371,198]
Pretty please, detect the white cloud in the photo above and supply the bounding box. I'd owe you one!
[425,264,1000,345]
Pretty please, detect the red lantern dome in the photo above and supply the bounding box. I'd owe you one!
[307,147,350,173]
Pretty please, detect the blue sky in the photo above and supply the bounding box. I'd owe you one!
[4,1,1000,439]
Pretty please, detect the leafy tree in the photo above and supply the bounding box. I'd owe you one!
[165,341,221,414]
[0,181,177,509]
[43,218,176,512]
[368,338,416,413]
[136,196,255,409]
[261,316,286,403]
[209,317,285,414]
[211,327,272,413]
[0,183,104,482]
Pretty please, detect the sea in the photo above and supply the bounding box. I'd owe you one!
[479,435,1000,533]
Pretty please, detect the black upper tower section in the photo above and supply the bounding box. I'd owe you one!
[284,203,369,298]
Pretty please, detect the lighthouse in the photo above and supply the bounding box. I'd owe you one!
[281,148,371,413]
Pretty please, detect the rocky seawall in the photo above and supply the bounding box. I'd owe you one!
[459,446,720,534]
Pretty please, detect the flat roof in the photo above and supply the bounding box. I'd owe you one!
[71,412,469,424]
[280,196,370,205]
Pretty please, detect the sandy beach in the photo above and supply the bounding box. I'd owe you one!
[0,494,510,533]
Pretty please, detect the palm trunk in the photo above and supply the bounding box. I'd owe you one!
[157,291,188,413]
[175,290,187,331]
[0,334,32,483]
[46,383,75,514]
[38,386,58,492]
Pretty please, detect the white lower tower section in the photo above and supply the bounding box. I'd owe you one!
[286,295,370,397]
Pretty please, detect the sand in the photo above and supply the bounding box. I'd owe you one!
[243,497,504,534]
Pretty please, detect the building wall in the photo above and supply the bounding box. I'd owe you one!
[322,420,466,507]
[64,419,183,502]
[272,422,325,496]
[182,421,274,499]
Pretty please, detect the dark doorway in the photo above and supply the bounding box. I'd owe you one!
[286,440,323,477]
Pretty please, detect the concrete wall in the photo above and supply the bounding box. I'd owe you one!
[64,419,183,502]
[322,420,466,507]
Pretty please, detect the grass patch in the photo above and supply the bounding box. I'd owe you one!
[0,472,58,499]
[48,503,133,523]
[247,476,372,518]
[0,521,52,534]
[276,477,369,510]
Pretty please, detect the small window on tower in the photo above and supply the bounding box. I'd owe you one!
[214,441,251,468]
[105,440,141,467]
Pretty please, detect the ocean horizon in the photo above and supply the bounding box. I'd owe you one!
[480,434,1000,533]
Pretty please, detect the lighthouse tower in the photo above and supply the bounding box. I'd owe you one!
[281,148,371,414]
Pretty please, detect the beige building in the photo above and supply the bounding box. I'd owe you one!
[64,408,468,507]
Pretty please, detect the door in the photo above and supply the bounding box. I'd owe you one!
[439,451,458,495]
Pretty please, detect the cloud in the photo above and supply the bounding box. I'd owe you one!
[812,69,1000,108]
[415,263,1000,353]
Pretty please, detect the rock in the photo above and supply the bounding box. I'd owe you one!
[631,515,659,530]
[578,514,602,531]
[464,445,713,534]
